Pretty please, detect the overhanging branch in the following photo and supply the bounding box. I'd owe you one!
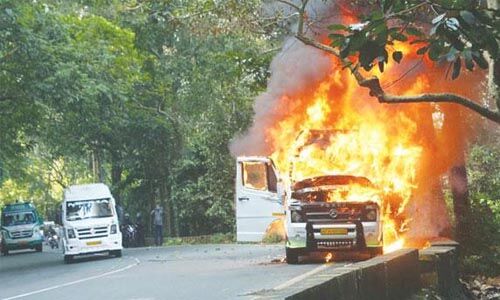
[286,1,500,124]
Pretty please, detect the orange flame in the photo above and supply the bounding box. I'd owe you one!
[266,42,434,253]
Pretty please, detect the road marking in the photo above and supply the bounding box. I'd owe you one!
[247,263,332,299]
[273,263,331,290]
[2,257,140,300]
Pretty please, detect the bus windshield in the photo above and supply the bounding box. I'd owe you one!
[66,198,113,221]
[2,211,36,226]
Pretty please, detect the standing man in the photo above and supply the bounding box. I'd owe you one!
[150,204,164,246]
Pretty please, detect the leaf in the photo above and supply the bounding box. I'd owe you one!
[328,24,347,31]
[392,51,403,63]
[464,56,474,71]
[446,47,458,62]
[370,10,384,21]
[484,33,499,58]
[471,10,493,26]
[390,31,408,42]
[348,33,367,52]
[472,52,488,69]
[428,43,442,61]
[432,13,446,25]
[416,46,428,55]
[460,11,476,25]
[328,33,345,40]
[406,27,424,37]
[378,61,385,72]
[451,57,461,80]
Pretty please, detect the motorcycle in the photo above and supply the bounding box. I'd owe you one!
[121,224,137,248]
[48,234,59,249]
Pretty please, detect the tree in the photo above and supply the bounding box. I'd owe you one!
[278,0,499,123]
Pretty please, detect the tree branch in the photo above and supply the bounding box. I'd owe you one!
[386,2,428,19]
[284,0,500,124]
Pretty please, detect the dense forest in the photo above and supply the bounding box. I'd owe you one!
[0,0,498,277]
[0,0,284,237]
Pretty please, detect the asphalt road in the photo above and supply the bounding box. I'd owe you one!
[0,243,352,300]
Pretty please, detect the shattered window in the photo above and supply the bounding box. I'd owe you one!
[242,162,268,191]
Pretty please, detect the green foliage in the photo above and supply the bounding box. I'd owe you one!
[163,233,235,246]
[0,0,277,238]
[327,0,499,78]
[459,141,500,276]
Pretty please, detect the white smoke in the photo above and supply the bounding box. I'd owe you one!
[229,37,333,156]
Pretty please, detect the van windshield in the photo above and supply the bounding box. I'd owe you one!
[2,211,36,226]
[66,198,113,221]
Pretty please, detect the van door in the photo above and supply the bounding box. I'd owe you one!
[236,157,283,242]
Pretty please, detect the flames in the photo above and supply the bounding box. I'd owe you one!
[231,4,484,254]
[266,43,430,253]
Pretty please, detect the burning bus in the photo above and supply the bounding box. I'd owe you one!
[236,130,384,263]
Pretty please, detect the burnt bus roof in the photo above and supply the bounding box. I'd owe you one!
[292,175,374,191]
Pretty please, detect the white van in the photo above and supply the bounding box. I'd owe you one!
[62,183,122,263]
[236,130,383,264]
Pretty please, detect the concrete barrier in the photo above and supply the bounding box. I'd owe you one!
[257,249,420,299]
[419,240,466,300]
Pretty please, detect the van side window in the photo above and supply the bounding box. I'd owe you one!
[242,162,268,191]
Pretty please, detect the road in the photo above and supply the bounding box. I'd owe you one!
[0,244,355,300]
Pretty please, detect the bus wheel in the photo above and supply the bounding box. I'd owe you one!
[64,255,74,264]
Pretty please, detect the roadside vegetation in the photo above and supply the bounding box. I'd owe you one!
[0,0,283,237]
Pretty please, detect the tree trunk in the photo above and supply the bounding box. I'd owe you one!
[159,180,173,237]
[449,165,470,244]
[111,154,122,204]
[91,149,105,183]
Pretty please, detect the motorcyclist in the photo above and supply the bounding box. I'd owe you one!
[48,225,57,237]
[121,213,136,247]
[47,225,59,249]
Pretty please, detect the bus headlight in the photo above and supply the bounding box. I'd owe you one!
[1,230,9,239]
[110,224,117,234]
[66,228,76,239]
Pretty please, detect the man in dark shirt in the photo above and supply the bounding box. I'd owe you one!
[150,204,164,246]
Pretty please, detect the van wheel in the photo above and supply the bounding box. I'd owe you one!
[35,244,43,252]
[111,250,122,258]
[64,255,74,264]
[286,247,300,264]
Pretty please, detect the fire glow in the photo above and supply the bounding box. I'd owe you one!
[231,3,484,255]
[266,44,427,253]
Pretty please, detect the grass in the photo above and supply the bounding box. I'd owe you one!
[163,233,235,246]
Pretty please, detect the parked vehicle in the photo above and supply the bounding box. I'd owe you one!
[1,203,44,255]
[61,183,122,263]
[236,130,383,264]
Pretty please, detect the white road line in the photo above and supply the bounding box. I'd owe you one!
[2,257,140,300]
[273,263,331,290]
